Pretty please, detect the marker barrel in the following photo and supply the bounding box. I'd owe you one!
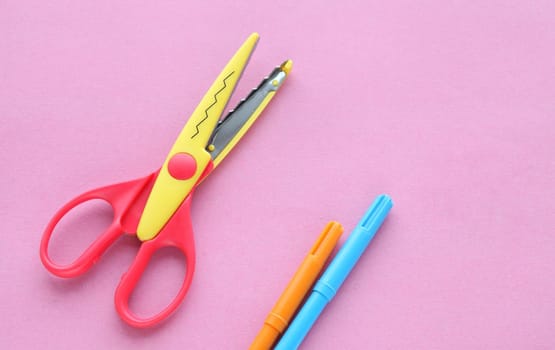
[274,195,393,350]
[249,222,343,350]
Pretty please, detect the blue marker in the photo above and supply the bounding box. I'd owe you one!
[274,194,393,350]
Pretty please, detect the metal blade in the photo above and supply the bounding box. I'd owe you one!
[207,60,292,166]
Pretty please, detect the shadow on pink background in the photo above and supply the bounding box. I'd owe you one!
[1,1,554,349]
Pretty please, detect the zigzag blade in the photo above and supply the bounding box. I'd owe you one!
[191,71,235,139]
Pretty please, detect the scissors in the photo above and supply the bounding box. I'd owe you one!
[40,33,292,328]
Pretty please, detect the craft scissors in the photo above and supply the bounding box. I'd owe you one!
[39,33,292,328]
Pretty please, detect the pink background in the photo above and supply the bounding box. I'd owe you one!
[1,1,554,349]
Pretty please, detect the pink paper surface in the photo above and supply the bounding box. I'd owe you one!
[1,1,554,349]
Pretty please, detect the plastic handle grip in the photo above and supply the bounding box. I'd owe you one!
[114,194,196,328]
[39,174,155,278]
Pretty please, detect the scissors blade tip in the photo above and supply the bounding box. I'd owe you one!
[281,59,293,75]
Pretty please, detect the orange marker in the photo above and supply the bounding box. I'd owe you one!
[249,221,343,350]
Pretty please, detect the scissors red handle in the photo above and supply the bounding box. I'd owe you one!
[115,194,196,327]
[39,171,197,328]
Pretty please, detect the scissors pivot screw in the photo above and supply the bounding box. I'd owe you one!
[168,153,197,180]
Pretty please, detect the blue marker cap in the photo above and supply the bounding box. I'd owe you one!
[274,194,393,350]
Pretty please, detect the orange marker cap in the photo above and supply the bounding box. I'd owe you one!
[249,221,343,350]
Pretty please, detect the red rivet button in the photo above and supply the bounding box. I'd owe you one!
[167,153,197,180]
